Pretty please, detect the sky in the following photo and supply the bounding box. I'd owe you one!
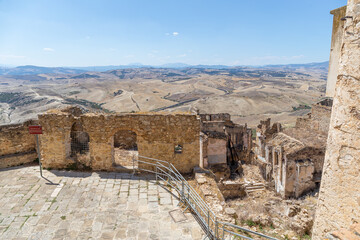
[0,0,347,67]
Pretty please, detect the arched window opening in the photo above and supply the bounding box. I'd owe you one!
[113,130,138,169]
[70,122,90,158]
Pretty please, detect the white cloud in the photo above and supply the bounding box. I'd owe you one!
[0,54,26,60]
[178,54,187,58]
[43,48,55,52]
[165,32,179,37]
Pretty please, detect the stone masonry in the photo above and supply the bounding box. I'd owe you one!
[312,0,360,238]
[326,6,347,98]
[38,107,200,173]
[0,120,38,168]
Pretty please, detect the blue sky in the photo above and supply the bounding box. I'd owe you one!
[0,0,346,67]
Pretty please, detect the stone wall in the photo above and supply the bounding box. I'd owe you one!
[206,137,227,166]
[200,113,252,167]
[38,108,200,173]
[200,113,231,122]
[313,0,360,238]
[0,120,38,168]
[326,6,347,97]
[218,181,246,199]
[114,130,137,149]
[295,99,333,134]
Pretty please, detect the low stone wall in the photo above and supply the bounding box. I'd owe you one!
[218,181,246,199]
[39,108,201,173]
[0,120,38,168]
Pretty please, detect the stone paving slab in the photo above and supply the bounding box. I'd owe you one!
[0,165,204,240]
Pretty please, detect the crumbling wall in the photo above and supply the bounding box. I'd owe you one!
[206,135,227,166]
[254,118,282,163]
[0,120,38,168]
[295,100,333,134]
[289,147,325,178]
[313,1,360,238]
[39,108,200,173]
[218,181,246,199]
[200,113,231,122]
[262,131,325,199]
[294,160,315,198]
[200,113,252,167]
[201,121,226,133]
[310,105,332,133]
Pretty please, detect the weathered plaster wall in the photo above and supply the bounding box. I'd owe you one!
[313,1,360,238]
[294,161,315,198]
[207,138,227,165]
[0,120,37,168]
[39,109,200,173]
[326,6,347,97]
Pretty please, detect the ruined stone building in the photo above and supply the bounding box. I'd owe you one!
[199,113,252,178]
[36,107,200,173]
[0,108,255,179]
[254,99,332,198]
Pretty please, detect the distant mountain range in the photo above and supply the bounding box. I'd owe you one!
[0,61,329,76]
[0,65,84,75]
[262,61,329,70]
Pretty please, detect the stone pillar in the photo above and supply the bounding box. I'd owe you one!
[312,0,360,238]
[326,6,347,97]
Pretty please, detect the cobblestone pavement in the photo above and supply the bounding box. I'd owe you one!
[0,165,204,240]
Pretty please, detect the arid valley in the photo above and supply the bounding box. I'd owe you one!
[0,62,328,127]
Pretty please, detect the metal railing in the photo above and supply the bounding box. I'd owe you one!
[134,155,278,240]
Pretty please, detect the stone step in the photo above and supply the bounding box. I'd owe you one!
[246,188,265,193]
[245,186,265,190]
[244,183,265,187]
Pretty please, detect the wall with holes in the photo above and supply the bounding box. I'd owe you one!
[38,107,201,173]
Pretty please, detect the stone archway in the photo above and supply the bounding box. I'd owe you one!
[112,130,138,169]
[70,121,91,166]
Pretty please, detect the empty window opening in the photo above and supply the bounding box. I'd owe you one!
[274,151,279,165]
[113,130,138,168]
[175,144,183,154]
[70,122,90,164]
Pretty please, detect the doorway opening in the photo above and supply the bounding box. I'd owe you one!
[113,130,138,169]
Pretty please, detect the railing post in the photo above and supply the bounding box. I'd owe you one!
[181,180,185,201]
[132,154,135,175]
[222,224,225,240]
[187,186,190,201]
[215,217,218,240]
[156,166,158,182]
[207,210,210,237]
